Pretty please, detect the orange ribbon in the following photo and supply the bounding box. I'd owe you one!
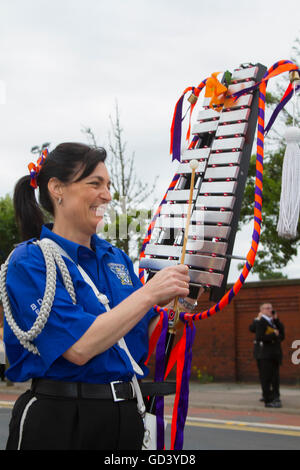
[28,149,48,188]
[204,72,228,110]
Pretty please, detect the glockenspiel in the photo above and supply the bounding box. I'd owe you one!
[140,63,267,302]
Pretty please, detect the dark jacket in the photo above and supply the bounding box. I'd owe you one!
[255,316,285,362]
[249,319,261,360]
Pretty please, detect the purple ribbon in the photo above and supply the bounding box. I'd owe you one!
[265,83,300,135]
[232,83,259,100]
[154,309,169,449]
[173,319,196,450]
[171,95,184,162]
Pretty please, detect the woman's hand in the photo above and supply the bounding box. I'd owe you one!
[142,264,190,307]
[63,265,190,366]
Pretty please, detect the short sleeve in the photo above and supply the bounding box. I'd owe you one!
[118,250,158,324]
[5,245,97,370]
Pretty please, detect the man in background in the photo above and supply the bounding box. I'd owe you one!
[255,303,285,408]
[249,310,263,401]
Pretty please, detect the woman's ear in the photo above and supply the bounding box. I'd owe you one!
[48,177,64,206]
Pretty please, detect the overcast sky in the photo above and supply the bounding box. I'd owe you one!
[1,0,300,282]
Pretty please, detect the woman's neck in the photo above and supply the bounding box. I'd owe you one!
[52,222,92,249]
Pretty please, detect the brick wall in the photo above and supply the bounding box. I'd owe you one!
[1,279,300,383]
[149,279,300,384]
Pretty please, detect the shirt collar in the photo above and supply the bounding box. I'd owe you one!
[262,314,274,325]
[40,224,114,264]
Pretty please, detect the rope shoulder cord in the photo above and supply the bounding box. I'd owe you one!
[0,238,157,450]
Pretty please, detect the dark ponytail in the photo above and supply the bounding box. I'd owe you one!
[13,175,45,241]
[13,142,107,241]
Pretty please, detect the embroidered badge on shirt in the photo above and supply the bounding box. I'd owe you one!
[108,263,133,286]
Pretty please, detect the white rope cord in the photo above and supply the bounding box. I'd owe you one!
[0,241,77,355]
[1,239,152,448]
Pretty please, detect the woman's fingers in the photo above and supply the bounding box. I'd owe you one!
[144,264,190,305]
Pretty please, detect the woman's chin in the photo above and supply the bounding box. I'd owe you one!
[96,218,105,233]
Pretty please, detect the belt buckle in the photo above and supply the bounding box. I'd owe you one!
[110,381,125,402]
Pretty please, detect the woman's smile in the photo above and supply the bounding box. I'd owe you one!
[52,162,112,247]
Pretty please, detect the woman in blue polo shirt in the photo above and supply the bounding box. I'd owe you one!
[2,142,190,450]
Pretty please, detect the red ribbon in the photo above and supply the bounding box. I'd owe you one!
[28,149,48,189]
[143,60,300,451]
[170,81,207,162]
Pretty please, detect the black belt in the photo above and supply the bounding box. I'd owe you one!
[31,378,176,402]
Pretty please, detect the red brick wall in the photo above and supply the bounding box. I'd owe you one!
[2,279,300,383]
[148,280,300,384]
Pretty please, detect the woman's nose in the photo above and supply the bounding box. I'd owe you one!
[101,185,112,202]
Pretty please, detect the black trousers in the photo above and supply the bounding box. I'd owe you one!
[6,390,144,450]
[256,359,263,390]
[260,358,280,403]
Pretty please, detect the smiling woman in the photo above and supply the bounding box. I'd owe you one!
[1,142,190,450]
[48,160,112,247]
[13,143,108,242]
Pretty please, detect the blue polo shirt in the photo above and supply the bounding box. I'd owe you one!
[4,225,157,383]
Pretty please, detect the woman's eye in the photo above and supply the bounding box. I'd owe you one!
[88,180,111,191]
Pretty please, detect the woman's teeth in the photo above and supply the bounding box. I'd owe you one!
[95,205,108,216]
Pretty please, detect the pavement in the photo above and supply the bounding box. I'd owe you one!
[0,380,299,430]
[165,381,300,431]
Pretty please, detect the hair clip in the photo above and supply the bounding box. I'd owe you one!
[28,149,48,189]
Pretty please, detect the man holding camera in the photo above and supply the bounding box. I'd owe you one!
[255,303,285,408]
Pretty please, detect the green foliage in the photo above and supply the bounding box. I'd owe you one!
[192,365,214,384]
[0,195,21,265]
[265,91,278,105]
[102,208,153,262]
[224,70,232,87]
[239,147,300,279]
[82,102,158,262]
[239,39,300,280]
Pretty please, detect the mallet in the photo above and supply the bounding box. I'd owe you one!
[169,159,199,332]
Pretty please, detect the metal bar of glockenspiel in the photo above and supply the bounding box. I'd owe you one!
[225,254,247,261]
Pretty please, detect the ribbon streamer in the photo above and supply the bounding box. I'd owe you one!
[204,72,228,110]
[170,80,207,162]
[142,60,300,450]
[265,82,300,135]
[28,149,48,189]
[164,320,196,450]
[153,309,169,450]
[139,173,180,286]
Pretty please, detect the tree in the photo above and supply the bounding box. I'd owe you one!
[0,194,21,265]
[82,102,158,261]
[239,151,296,280]
[0,142,52,268]
[239,41,300,279]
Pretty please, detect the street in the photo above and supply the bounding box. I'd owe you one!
[166,417,300,450]
[1,406,300,451]
[0,408,10,450]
